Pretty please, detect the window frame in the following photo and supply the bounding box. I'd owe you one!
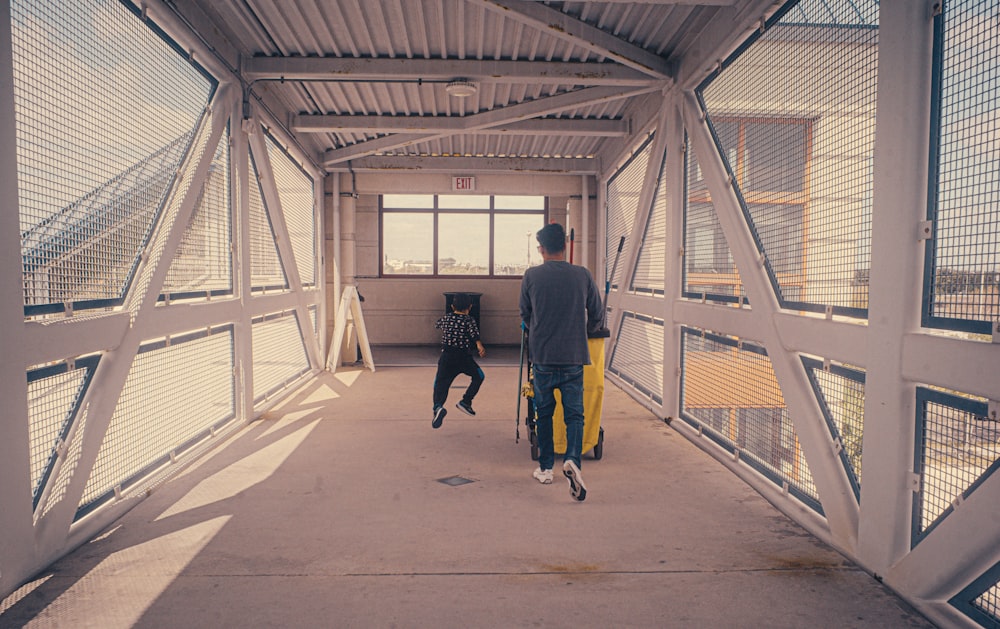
[379,194,548,278]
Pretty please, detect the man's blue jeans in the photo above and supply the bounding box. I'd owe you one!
[532,364,585,471]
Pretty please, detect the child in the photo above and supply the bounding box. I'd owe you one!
[432,293,486,429]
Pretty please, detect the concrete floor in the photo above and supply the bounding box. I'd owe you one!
[0,349,933,628]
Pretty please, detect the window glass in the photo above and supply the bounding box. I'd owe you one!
[381,194,545,277]
[494,214,545,275]
[495,195,545,210]
[383,194,433,209]
[383,213,433,274]
[438,194,490,209]
[438,214,489,275]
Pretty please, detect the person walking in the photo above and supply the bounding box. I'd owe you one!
[519,222,603,501]
[432,293,486,429]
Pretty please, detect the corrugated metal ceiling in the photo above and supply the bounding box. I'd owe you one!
[169,0,780,172]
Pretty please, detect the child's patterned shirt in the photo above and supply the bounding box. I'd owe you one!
[435,312,480,351]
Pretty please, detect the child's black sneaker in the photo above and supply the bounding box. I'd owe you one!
[432,406,447,429]
[456,400,476,416]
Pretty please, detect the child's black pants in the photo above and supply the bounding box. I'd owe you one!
[433,348,484,408]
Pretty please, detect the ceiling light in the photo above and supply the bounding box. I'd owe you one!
[445,80,478,98]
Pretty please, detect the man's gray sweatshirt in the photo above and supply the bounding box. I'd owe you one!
[519,260,603,365]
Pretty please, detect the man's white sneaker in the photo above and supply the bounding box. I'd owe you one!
[532,467,553,484]
[562,460,587,501]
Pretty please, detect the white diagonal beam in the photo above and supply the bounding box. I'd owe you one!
[469,0,673,79]
[245,57,653,86]
[295,114,627,136]
[323,84,659,165]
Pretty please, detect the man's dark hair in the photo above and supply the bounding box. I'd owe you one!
[536,222,566,254]
[452,293,472,312]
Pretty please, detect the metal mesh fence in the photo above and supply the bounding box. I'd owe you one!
[252,311,310,402]
[684,140,748,306]
[265,130,316,288]
[26,356,99,506]
[803,357,865,496]
[697,0,878,317]
[972,583,1000,628]
[681,327,820,510]
[249,151,289,291]
[79,327,235,517]
[608,312,664,404]
[13,0,214,316]
[926,0,1000,335]
[950,561,1000,629]
[606,135,653,292]
[913,387,998,544]
[161,126,232,300]
[631,154,667,295]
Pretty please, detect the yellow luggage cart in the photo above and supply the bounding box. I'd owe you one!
[520,334,606,461]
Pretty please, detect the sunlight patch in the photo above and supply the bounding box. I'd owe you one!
[302,383,340,405]
[26,517,228,627]
[157,420,318,520]
[334,369,363,387]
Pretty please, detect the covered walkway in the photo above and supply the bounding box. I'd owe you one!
[1,360,930,628]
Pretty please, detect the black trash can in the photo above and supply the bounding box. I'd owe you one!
[443,292,482,328]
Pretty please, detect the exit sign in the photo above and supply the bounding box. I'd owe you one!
[452,176,476,191]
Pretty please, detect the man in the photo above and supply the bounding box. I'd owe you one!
[519,222,604,501]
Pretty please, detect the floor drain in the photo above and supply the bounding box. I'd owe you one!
[437,475,475,486]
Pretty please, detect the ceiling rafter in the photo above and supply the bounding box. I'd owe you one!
[329,154,598,174]
[243,57,654,86]
[466,0,674,79]
[322,84,660,166]
[294,115,629,136]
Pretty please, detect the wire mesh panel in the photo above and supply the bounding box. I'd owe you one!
[161,125,232,300]
[608,311,664,404]
[264,129,316,288]
[13,0,215,316]
[252,311,310,402]
[26,356,99,508]
[802,357,865,498]
[912,387,998,545]
[925,0,1000,335]
[309,304,319,338]
[684,139,748,306]
[951,561,1000,629]
[631,153,667,295]
[606,135,654,291]
[697,0,878,318]
[79,327,235,518]
[681,327,820,510]
[249,151,289,292]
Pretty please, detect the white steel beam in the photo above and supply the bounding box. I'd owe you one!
[326,155,597,174]
[33,85,234,560]
[294,115,628,136]
[856,0,935,578]
[469,0,673,79]
[684,91,860,552]
[661,92,686,420]
[0,0,36,598]
[607,91,671,344]
[248,128,322,371]
[245,57,654,86]
[901,333,1000,403]
[323,84,660,165]
[674,0,786,91]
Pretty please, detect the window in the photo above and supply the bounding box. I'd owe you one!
[381,194,547,277]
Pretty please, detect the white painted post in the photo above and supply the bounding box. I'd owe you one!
[857,0,935,577]
[0,0,37,597]
[661,90,685,421]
